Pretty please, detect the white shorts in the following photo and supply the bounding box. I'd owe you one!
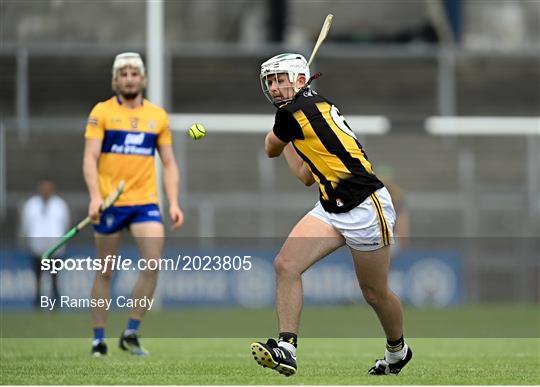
[308,187,396,251]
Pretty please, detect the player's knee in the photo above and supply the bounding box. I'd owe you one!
[360,285,388,307]
[274,254,300,277]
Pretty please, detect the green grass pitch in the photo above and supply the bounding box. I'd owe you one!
[1,338,539,384]
[1,305,539,384]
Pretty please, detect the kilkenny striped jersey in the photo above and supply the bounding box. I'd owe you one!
[273,89,384,213]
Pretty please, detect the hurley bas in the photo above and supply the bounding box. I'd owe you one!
[40,296,154,311]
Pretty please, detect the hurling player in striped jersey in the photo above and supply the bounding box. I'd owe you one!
[251,53,412,377]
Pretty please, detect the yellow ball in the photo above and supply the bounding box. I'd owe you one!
[189,123,206,140]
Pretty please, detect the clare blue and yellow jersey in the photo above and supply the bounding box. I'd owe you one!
[85,96,172,206]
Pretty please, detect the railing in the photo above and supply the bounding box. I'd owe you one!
[162,114,538,238]
[1,43,538,239]
[2,41,538,138]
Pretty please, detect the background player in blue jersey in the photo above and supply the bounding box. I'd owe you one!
[83,52,184,356]
[251,53,412,376]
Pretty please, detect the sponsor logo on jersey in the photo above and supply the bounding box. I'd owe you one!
[103,130,157,156]
[125,132,145,145]
[111,144,153,155]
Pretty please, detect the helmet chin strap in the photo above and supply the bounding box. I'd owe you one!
[293,72,323,97]
[272,72,322,108]
[293,72,321,93]
[273,97,288,108]
[304,72,322,88]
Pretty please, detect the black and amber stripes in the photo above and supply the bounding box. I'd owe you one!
[369,192,390,246]
[293,103,373,179]
[280,93,384,213]
[314,102,374,174]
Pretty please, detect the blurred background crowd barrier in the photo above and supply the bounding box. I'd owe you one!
[1,0,539,309]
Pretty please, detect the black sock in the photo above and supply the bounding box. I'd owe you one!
[279,332,298,348]
[386,335,404,352]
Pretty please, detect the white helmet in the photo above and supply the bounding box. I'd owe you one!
[112,52,145,78]
[260,53,310,104]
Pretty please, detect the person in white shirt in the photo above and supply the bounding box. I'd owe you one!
[20,178,70,307]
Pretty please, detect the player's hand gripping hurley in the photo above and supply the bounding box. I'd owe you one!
[307,14,334,66]
[40,181,125,260]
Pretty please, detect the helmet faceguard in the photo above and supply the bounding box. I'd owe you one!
[260,53,310,106]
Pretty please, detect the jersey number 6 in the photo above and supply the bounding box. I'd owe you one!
[330,105,357,139]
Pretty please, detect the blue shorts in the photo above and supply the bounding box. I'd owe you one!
[93,204,162,234]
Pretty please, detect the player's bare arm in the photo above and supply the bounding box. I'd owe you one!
[282,144,315,186]
[158,144,184,230]
[265,130,287,158]
[83,138,104,223]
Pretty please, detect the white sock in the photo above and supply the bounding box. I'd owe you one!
[92,339,104,346]
[278,341,297,357]
[385,344,407,364]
